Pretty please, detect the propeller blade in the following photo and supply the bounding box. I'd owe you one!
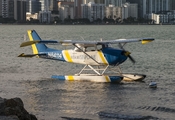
[128,55,136,64]
[119,43,136,64]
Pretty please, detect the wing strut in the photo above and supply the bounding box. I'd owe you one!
[76,64,109,75]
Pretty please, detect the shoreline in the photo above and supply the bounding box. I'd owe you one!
[0,23,174,25]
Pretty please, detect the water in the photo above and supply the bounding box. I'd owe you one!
[0,25,175,120]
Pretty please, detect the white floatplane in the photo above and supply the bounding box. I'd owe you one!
[18,30,154,83]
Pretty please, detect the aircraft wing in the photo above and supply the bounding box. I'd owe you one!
[106,38,155,44]
[57,38,154,45]
[20,38,154,47]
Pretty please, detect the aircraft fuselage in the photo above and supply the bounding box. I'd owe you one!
[39,47,128,65]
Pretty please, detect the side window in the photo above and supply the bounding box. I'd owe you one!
[86,47,95,51]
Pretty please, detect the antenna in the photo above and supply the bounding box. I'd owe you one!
[80,36,85,41]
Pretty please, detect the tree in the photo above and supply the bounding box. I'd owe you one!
[64,18,72,24]
[103,17,108,23]
[137,17,145,23]
[126,16,135,23]
[2,17,16,23]
[0,16,3,23]
[116,17,121,23]
[54,16,61,24]
[96,18,102,23]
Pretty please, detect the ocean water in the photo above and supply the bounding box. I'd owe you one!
[0,25,175,120]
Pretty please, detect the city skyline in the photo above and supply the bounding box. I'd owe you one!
[0,0,175,24]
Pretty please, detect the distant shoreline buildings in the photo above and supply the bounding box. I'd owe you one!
[0,0,175,24]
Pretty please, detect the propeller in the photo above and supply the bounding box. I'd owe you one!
[118,43,136,64]
[128,54,136,64]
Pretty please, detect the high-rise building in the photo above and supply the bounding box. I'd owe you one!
[0,1,2,17]
[128,3,138,18]
[0,0,26,21]
[83,0,94,4]
[1,0,9,18]
[49,0,59,12]
[81,2,105,22]
[105,0,126,7]
[26,0,47,13]
[94,0,104,4]
[39,0,50,11]
[74,0,83,18]
[39,0,51,23]
[26,0,41,14]
[126,0,173,18]
[8,0,14,18]
[122,3,128,20]
[106,5,122,20]
[14,0,26,21]
[58,1,74,21]
[171,0,175,10]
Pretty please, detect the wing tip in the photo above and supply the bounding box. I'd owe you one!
[141,38,154,44]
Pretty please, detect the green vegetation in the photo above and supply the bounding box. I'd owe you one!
[0,15,155,25]
[0,16,16,23]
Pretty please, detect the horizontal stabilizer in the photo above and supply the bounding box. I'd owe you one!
[18,53,46,57]
[20,40,59,47]
[20,41,40,47]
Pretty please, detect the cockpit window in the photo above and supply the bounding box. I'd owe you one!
[74,44,109,52]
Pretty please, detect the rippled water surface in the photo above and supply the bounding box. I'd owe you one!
[0,25,175,120]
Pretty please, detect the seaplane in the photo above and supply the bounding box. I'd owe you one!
[18,30,154,83]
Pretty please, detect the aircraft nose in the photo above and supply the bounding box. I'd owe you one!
[123,51,131,56]
[121,50,135,64]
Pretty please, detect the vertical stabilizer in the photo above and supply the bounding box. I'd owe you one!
[27,30,47,54]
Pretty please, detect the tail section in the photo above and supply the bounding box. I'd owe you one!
[27,30,47,54]
[19,30,60,58]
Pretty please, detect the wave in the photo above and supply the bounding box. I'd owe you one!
[138,106,175,113]
[98,111,158,120]
[61,116,91,120]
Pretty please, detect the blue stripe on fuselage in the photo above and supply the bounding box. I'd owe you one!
[39,49,66,61]
[101,47,127,65]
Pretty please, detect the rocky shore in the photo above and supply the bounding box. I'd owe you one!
[0,97,37,120]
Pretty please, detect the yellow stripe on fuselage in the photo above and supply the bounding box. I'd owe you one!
[67,76,74,81]
[27,30,38,54]
[63,50,73,62]
[105,76,110,82]
[98,51,108,65]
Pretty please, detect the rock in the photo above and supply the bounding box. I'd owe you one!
[0,97,37,120]
[0,116,18,120]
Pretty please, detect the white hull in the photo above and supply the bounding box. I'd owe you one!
[51,74,123,83]
[122,73,146,81]
[51,73,146,83]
